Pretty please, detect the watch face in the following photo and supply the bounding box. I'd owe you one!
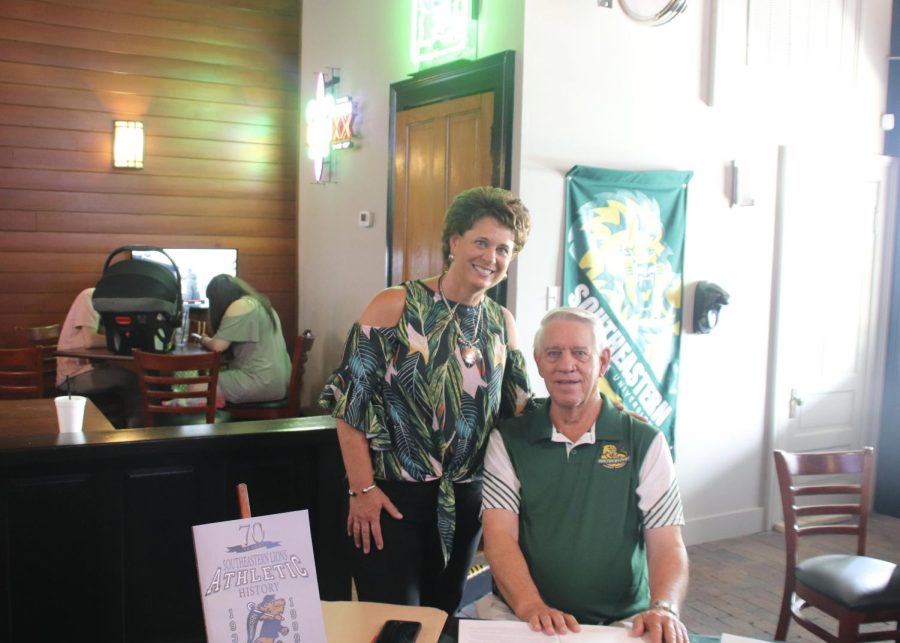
[652,600,680,617]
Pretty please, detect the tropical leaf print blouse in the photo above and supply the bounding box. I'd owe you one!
[319,280,533,562]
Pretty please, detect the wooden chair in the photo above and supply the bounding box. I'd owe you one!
[223,330,314,421]
[15,323,61,397]
[133,349,220,426]
[0,346,43,399]
[774,448,900,643]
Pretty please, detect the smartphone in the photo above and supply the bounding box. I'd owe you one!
[373,619,422,643]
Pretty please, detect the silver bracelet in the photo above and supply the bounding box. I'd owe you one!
[348,483,377,497]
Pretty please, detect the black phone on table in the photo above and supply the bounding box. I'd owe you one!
[373,619,422,643]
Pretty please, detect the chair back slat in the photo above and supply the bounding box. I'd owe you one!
[796,524,861,538]
[0,346,43,399]
[133,350,220,426]
[794,504,861,518]
[792,483,862,496]
[774,447,873,559]
[14,324,61,397]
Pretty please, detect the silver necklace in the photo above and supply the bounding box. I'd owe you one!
[438,273,483,368]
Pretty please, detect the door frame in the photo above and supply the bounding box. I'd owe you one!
[386,50,516,302]
[763,148,897,529]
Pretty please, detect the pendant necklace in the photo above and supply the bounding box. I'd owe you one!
[438,273,483,368]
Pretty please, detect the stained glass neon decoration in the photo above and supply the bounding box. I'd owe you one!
[305,71,355,182]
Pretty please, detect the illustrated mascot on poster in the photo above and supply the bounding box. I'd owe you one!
[246,594,290,643]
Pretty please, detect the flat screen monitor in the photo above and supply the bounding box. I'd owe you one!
[131,248,238,306]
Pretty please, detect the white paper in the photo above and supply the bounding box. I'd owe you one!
[458,620,635,643]
[721,634,770,643]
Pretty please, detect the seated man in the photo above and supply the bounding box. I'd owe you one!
[57,287,143,428]
[480,307,689,643]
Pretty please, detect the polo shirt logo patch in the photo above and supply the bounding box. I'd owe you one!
[598,444,629,469]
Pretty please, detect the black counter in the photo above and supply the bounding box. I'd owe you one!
[0,415,349,642]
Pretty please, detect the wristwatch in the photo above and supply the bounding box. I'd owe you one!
[651,599,680,619]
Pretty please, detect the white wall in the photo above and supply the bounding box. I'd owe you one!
[299,0,891,544]
[298,0,524,408]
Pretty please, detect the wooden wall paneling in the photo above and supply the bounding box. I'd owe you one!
[0,17,288,68]
[0,191,291,218]
[51,0,300,31]
[0,60,290,106]
[4,1,298,53]
[0,233,296,255]
[0,0,299,343]
[0,83,290,126]
[32,213,294,237]
[0,42,287,88]
[0,169,289,199]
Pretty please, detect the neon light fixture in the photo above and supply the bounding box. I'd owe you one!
[411,0,477,67]
[305,70,355,183]
[305,73,334,182]
[112,120,144,169]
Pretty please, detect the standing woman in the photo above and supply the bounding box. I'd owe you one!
[199,275,291,405]
[320,186,534,614]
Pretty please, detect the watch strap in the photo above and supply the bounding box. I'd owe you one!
[651,599,680,619]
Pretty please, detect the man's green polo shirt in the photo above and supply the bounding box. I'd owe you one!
[497,396,661,623]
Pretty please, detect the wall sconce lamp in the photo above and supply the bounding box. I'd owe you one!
[113,120,144,169]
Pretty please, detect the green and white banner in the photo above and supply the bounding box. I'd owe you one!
[564,165,692,448]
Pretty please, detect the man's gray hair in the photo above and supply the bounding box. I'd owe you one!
[533,306,609,353]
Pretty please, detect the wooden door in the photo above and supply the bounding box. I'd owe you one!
[390,92,494,284]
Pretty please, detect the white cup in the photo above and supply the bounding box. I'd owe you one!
[54,395,87,433]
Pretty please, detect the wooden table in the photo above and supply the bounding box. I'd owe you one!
[55,344,208,362]
[0,397,115,435]
[56,344,209,375]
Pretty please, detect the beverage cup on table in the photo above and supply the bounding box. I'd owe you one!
[54,395,87,433]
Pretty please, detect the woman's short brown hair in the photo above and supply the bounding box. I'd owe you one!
[440,186,531,266]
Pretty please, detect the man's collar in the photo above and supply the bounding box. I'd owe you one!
[529,394,624,444]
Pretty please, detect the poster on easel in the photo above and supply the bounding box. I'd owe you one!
[193,509,327,643]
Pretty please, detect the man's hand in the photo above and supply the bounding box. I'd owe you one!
[517,601,581,636]
[346,487,402,554]
[630,607,689,643]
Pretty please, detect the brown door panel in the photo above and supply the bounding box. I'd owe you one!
[391,92,494,284]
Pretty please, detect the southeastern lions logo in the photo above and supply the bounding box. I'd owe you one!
[599,444,629,469]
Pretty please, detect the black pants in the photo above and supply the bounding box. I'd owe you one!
[348,479,483,615]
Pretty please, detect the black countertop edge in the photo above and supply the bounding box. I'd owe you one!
[0,414,338,454]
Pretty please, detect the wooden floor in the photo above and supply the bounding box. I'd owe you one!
[682,513,900,642]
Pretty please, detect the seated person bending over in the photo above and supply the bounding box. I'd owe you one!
[56,287,143,428]
[480,307,689,643]
[198,275,290,405]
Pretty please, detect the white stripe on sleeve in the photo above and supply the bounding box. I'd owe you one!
[638,432,685,528]
[481,430,520,515]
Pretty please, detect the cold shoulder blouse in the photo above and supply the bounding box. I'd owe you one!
[319,279,533,561]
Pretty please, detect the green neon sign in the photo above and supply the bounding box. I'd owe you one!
[411,0,477,67]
